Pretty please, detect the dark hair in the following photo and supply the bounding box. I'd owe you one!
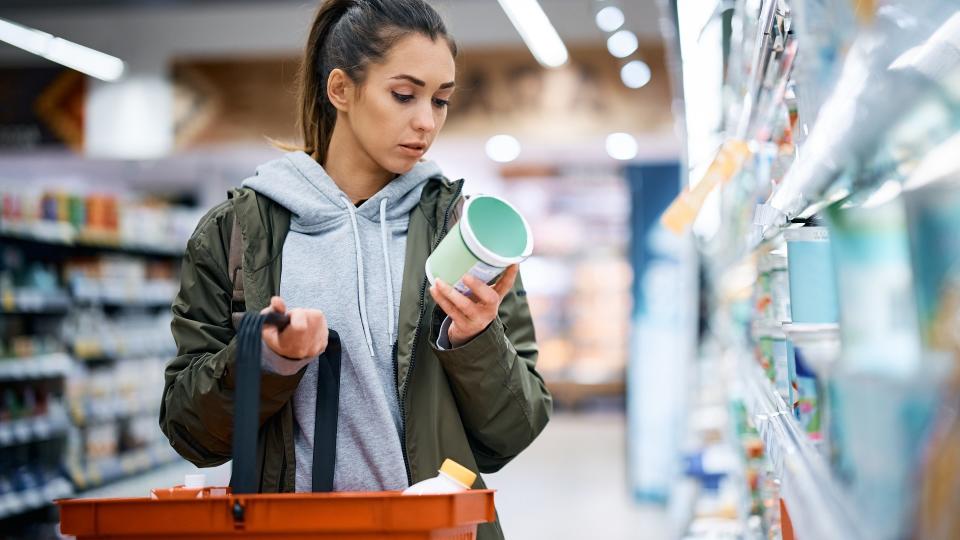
[296,0,457,163]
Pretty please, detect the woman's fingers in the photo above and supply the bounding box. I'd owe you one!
[436,280,481,321]
[491,265,519,299]
[430,282,468,321]
[260,307,328,359]
[461,274,500,307]
[306,310,328,357]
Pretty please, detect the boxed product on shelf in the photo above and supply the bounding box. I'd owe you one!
[1,187,202,253]
[61,309,175,361]
[64,356,169,490]
[63,256,179,306]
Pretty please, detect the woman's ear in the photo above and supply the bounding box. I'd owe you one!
[327,68,352,112]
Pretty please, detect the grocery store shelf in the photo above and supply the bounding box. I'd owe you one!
[0,476,73,521]
[69,444,181,492]
[739,356,868,540]
[69,342,175,363]
[0,292,71,315]
[0,225,183,259]
[70,279,177,309]
[0,406,70,448]
[0,353,72,382]
[69,396,160,427]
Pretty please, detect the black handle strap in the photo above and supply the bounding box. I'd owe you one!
[232,312,269,494]
[231,311,340,494]
[312,329,340,492]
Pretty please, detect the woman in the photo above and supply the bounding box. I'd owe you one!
[159,1,552,538]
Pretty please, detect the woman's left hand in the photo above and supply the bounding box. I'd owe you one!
[429,264,519,348]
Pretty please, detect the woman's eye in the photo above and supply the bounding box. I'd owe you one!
[392,91,414,103]
[433,98,450,108]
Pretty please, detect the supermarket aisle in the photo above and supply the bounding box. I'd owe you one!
[486,412,670,540]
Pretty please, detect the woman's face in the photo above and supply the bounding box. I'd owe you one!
[344,33,456,175]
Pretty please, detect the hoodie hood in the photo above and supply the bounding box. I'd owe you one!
[242,151,441,234]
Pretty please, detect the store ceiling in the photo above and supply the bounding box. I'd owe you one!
[0,0,663,67]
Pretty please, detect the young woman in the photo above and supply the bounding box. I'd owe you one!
[159,1,552,538]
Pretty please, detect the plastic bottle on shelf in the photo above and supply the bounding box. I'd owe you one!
[402,459,476,495]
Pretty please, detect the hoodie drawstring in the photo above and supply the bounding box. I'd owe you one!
[340,196,396,359]
[380,199,396,346]
[342,197,376,359]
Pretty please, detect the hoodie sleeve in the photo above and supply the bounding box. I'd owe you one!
[429,270,553,473]
[159,203,307,467]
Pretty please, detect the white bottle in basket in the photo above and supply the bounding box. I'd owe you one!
[402,459,476,495]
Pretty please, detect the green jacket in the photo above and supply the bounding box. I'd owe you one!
[160,176,552,540]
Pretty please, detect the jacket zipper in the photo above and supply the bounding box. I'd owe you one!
[395,181,463,485]
[279,447,287,492]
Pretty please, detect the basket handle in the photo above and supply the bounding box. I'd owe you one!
[231,311,340,494]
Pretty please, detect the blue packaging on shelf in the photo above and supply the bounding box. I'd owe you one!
[784,227,839,324]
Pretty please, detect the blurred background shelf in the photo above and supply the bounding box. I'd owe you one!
[0,227,185,259]
[68,444,181,493]
[0,476,73,522]
[0,353,72,382]
[739,357,867,540]
[0,405,70,448]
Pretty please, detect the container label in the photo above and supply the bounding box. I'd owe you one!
[453,261,505,295]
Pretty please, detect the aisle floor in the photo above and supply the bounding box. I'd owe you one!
[486,412,671,540]
[76,412,671,540]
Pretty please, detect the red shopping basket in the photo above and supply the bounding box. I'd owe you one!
[57,489,496,539]
[57,312,495,539]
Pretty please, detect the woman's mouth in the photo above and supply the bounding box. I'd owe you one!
[399,143,426,157]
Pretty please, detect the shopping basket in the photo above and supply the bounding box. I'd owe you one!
[57,312,495,539]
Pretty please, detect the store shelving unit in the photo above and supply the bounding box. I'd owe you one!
[738,353,866,540]
[666,0,960,538]
[0,226,184,259]
[0,194,196,530]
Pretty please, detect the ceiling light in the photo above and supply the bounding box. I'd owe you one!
[607,30,639,58]
[621,60,652,89]
[606,133,638,161]
[486,135,522,163]
[496,0,569,68]
[595,6,625,32]
[0,17,124,81]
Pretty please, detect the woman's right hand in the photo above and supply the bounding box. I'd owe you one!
[260,296,328,359]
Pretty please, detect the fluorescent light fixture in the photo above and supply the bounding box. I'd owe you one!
[606,132,638,160]
[621,60,651,88]
[0,17,125,81]
[486,134,522,163]
[607,30,639,58]
[496,0,568,68]
[595,6,625,32]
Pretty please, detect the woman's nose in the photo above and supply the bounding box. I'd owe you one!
[411,103,436,132]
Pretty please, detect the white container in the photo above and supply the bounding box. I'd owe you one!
[402,459,476,496]
[184,474,206,489]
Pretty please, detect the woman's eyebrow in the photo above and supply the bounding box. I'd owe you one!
[391,74,456,89]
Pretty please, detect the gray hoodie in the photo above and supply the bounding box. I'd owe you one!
[242,150,442,492]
